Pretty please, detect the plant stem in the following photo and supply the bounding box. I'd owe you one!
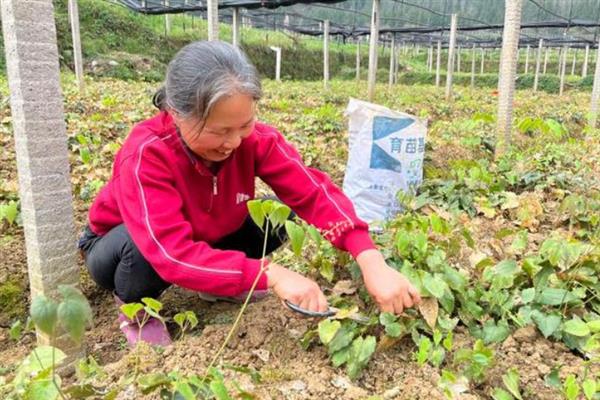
[201,219,271,384]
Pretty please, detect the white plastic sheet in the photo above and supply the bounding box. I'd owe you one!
[342,98,427,224]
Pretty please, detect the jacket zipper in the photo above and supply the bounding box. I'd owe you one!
[212,176,218,195]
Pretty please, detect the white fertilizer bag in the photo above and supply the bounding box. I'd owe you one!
[342,98,427,224]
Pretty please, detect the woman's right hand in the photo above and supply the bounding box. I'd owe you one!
[265,263,329,313]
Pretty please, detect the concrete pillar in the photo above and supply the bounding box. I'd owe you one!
[428,45,433,72]
[164,0,170,36]
[388,35,395,87]
[582,45,590,78]
[543,47,549,74]
[270,46,281,82]
[323,20,329,89]
[367,0,380,101]
[590,38,600,127]
[456,45,461,73]
[0,0,80,355]
[207,0,218,40]
[68,0,84,93]
[524,45,530,73]
[481,48,485,73]
[533,39,543,91]
[470,44,476,87]
[571,49,577,75]
[356,41,361,81]
[445,14,458,100]
[559,46,568,95]
[495,0,523,158]
[232,7,240,47]
[435,40,442,86]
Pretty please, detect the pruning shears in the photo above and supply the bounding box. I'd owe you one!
[284,300,371,324]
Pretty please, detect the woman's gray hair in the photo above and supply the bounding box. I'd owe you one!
[153,40,261,120]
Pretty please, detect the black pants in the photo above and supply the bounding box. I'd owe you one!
[79,216,288,303]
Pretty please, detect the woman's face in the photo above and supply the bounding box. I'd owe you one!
[173,93,256,164]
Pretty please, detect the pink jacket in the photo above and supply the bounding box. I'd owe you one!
[88,111,375,296]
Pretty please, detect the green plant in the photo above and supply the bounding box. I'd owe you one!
[173,310,199,340]
[452,339,495,384]
[0,200,19,227]
[1,285,92,400]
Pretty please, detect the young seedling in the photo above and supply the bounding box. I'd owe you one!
[7,285,93,400]
[173,310,199,340]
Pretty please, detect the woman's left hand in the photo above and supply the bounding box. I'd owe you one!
[356,249,421,315]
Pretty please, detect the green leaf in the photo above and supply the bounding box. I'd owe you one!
[174,313,186,328]
[492,388,514,400]
[328,322,356,353]
[502,369,522,400]
[210,379,233,400]
[285,221,305,256]
[346,336,376,380]
[318,320,341,345]
[331,346,350,367]
[536,288,578,306]
[185,311,198,329]
[379,312,396,327]
[544,367,561,388]
[10,320,23,341]
[563,317,591,337]
[174,380,196,400]
[563,374,580,400]
[306,225,323,245]
[510,231,528,254]
[137,372,171,394]
[79,147,91,164]
[423,273,448,299]
[30,296,58,336]
[268,203,291,229]
[482,319,511,344]
[14,346,66,385]
[24,371,61,400]
[582,378,596,400]
[531,311,562,338]
[521,288,535,304]
[587,319,600,333]
[120,303,143,321]
[57,295,92,344]
[247,200,265,231]
[416,336,432,366]
[319,258,334,282]
[141,297,163,313]
[385,322,402,338]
